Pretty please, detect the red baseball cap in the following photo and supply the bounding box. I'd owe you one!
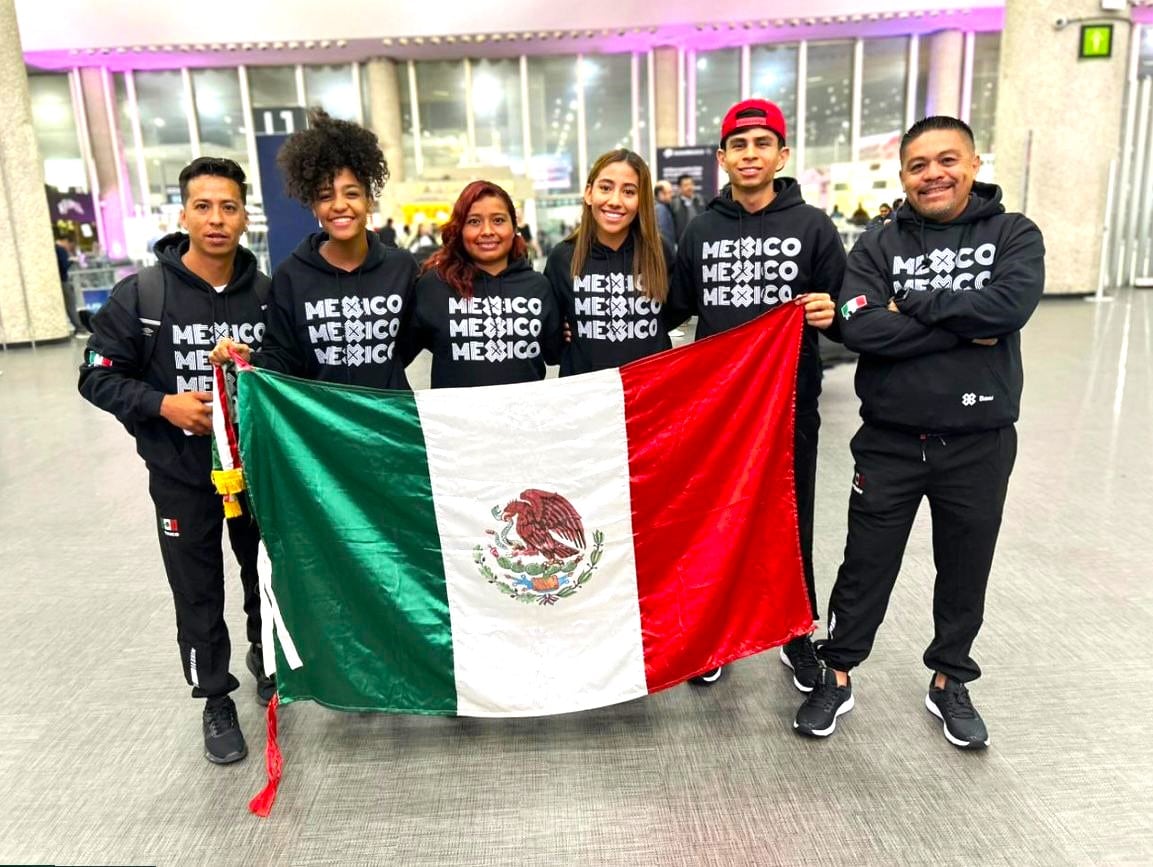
[720,99,787,147]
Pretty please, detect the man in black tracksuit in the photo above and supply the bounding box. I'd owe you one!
[668,99,845,691]
[78,158,272,765]
[794,117,1045,749]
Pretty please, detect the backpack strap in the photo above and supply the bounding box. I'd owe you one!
[253,272,271,306]
[135,265,166,370]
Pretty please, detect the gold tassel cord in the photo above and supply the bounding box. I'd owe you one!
[212,467,247,495]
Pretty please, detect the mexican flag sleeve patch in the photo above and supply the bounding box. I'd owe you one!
[86,349,114,368]
[840,294,867,319]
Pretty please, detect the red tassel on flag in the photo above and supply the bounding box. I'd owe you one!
[248,693,282,817]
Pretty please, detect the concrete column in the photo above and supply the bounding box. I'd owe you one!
[0,0,68,344]
[78,68,128,260]
[652,47,681,148]
[923,29,964,118]
[364,58,405,220]
[994,0,1128,294]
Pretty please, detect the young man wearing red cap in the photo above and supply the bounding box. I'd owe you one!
[668,99,845,691]
[793,116,1045,748]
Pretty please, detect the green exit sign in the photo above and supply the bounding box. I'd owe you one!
[1080,24,1114,59]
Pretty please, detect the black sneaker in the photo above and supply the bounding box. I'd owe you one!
[688,666,725,686]
[246,643,276,707]
[794,667,854,737]
[203,696,247,764]
[779,634,821,693]
[926,677,989,750]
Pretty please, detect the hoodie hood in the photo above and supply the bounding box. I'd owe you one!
[707,177,806,219]
[893,180,1005,229]
[290,229,391,275]
[154,231,259,295]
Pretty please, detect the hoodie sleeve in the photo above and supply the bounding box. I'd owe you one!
[539,277,564,367]
[663,229,698,330]
[77,276,167,422]
[895,216,1045,339]
[839,238,962,359]
[809,216,847,344]
[252,268,309,376]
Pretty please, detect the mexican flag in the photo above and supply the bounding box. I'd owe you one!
[239,305,812,720]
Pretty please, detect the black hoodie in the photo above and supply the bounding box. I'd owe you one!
[668,178,846,413]
[544,233,674,376]
[838,181,1045,434]
[256,230,418,389]
[78,232,267,487]
[410,257,562,388]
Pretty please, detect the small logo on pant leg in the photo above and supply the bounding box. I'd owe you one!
[851,471,864,495]
[828,611,837,640]
[162,517,180,537]
[189,647,199,687]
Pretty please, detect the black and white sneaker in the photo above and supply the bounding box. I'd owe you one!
[779,634,821,693]
[926,677,989,750]
[688,666,725,686]
[246,643,276,707]
[794,667,854,737]
[203,696,247,764]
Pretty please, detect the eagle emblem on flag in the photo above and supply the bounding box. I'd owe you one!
[474,489,604,606]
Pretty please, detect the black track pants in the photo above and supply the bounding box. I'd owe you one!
[148,472,262,699]
[818,423,1017,682]
[794,409,820,622]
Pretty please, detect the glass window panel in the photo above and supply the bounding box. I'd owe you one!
[583,54,633,164]
[114,73,144,213]
[471,58,524,173]
[134,70,193,205]
[860,36,908,156]
[969,33,1001,154]
[29,72,86,191]
[695,48,740,145]
[191,68,248,174]
[305,64,357,121]
[415,60,467,174]
[248,66,298,107]
[804,41,854,171]
[749,43,798,139]
[526,56,580,194]
[916,39,931,121]
[1141,25,1153,78]
[395,61,416,178]
[637,53,651,161]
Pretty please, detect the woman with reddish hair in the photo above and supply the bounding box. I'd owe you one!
[409,180,562,388]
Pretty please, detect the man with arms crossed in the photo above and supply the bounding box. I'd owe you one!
[794,117,1045,748]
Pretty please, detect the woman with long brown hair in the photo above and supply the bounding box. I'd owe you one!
[544,149,674,376]
[409,180,562,388]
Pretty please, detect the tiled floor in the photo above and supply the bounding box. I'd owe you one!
[1,291,1150,865]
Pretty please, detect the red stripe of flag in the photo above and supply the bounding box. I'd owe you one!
[620,305,812,692]
[214,365,241,469]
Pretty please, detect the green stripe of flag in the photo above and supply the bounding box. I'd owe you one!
[238,370,457,714]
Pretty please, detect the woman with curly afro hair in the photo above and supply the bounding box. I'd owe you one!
[409,180,562,388]
[211,109,417,389]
